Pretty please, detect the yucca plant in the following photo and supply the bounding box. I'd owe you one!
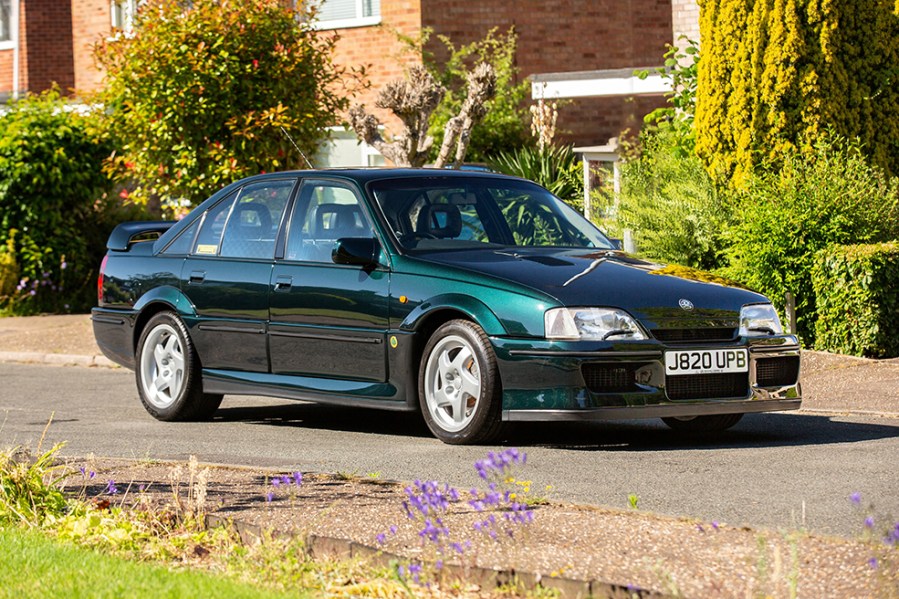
[490,145,584,205]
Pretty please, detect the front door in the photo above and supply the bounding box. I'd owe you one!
[268,178,389,381]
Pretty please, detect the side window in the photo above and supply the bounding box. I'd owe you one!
[285,181,372,262]
[161,220,200,255]
[219,179,295,259]
[193,191,238,256]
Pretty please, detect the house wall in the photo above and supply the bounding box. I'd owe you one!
[420,0,672,146]
[672,0,700,46]
[22,0,75,93]
[326,0,424,132]
[71,0,111,94]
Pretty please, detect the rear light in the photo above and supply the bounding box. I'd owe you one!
[98,255,108,305]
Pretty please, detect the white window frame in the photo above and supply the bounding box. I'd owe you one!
[110,0,138,38]
[311,0,381,31]
[0,0,15,50]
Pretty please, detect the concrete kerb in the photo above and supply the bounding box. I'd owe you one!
[203,513,670,599]
[0,351,118,368]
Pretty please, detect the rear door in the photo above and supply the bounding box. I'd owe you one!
[268,178,389,381]
[180,178,296,372]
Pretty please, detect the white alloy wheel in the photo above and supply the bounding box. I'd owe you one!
[139,323,186,409]
[423,334,483,433]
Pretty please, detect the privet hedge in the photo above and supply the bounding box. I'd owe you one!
[812,242,899,358]
[696,0,899,186]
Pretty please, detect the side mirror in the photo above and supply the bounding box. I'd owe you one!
[332,237,380,267]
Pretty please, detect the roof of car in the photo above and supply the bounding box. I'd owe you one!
[242,167,518,185]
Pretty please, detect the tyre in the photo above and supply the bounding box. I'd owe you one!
[662,413,743,432]
[135,311,223,421]
[418,319,503,444]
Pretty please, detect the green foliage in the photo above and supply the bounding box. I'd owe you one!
[95,0,352,213]
[639,37,699,154]
[722,135,899,344]
[416,27,532,162]
[812,242,899,358]
[696,0,899,186]
[618,126,730,270]
[490,145,583,205]
[0,91,123,314]
[0,443,69,527]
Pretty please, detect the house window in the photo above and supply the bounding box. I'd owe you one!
[312,0,380,30]
[110,0,138,37]
[0,0,12,44]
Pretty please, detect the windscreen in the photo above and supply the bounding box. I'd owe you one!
[369,177,614,251]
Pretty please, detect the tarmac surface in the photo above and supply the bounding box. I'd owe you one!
[1,313,897,417]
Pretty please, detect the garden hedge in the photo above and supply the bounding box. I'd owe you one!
[812,242,899,358]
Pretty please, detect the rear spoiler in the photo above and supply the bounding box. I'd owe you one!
[107,221,176,251]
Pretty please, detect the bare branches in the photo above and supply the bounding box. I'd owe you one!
[349,62,496,168]
[433,63,497,168]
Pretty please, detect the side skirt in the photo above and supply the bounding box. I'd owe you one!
[202,369,414,412]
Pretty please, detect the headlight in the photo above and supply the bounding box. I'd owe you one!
[739,303,783,336]
[545,307,647,341]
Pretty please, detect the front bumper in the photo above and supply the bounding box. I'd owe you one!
[492,335,802,421]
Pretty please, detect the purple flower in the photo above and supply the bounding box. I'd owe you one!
[849,492,862,505]
[29,290,36,296]
[265,491,274,503]
[79,466,86,476]
[711,521,720,531]
[60,261,67,270]
[389,525,398,535]
[280,475,290,486]
[865,516,875,529]
[138,484,145,492]
[272,478,281,487]
[376,533,386,545]
[292,471,302,486]
[868,557,878,569]
[105,480,118,495]
[89,471,95,479]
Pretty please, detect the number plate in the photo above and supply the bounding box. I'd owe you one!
[665,349,749,376]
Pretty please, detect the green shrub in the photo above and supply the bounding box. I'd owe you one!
[722,135,899,345]
[490,145,584,205]
[812,242,899,358]
[0,91,122,315]
[94,0,352,213]
[617,126,730,270]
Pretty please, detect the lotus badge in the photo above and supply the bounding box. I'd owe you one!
[678,299,694,311]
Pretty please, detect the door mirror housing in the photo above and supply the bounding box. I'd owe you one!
[332,237,380,267]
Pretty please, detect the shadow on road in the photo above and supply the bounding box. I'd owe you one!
[212,400,898,450]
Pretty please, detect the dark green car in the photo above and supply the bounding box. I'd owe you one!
[93,169,801,444]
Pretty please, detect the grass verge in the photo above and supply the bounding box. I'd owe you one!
[0,526,297,598]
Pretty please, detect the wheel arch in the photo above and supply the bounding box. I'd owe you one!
[132,286,197,352]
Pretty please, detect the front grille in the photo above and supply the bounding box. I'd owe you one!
[756,357,800,387]
[666,373,748,400]
[652,328,737,344]
[582,364,640,393]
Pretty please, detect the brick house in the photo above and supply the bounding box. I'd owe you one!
[0,0,695,166]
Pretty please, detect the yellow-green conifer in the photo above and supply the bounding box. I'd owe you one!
[696,0,899,186]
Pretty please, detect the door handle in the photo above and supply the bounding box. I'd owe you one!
[274,275,293,292]
[189,270,206,284]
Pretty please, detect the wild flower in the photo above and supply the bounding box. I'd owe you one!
[105,480,118,495]
[850,492,862,505]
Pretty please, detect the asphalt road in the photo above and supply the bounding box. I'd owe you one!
[2,362,896,538]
